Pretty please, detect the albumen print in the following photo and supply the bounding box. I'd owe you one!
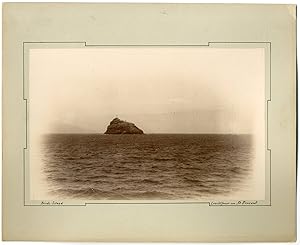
[29,47,265,201]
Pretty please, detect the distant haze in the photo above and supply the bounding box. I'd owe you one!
[29,47,265,134]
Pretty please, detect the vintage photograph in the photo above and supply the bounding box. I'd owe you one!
[29,47,265,201]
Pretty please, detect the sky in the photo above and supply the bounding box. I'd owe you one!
[29,47,265,134]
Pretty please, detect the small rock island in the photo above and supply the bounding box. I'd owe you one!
[104,118,144,134]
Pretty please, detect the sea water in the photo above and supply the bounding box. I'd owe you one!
[41,134,254,200]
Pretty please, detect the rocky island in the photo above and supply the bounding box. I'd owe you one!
[104,118,144,134]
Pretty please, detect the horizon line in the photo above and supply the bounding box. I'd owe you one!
[42,132,253,135]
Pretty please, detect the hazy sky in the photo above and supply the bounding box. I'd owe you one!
[29,47,265,134]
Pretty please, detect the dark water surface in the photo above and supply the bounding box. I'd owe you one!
[41,134,254,200]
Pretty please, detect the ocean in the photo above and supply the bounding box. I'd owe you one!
[41,134,254,200]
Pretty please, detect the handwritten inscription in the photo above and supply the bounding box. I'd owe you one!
[210,200,258,206]
[41,201,63,205]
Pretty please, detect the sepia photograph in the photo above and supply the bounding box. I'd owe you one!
[3,3,297,242]
[29,47,266,201]
[2,2,297,242]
